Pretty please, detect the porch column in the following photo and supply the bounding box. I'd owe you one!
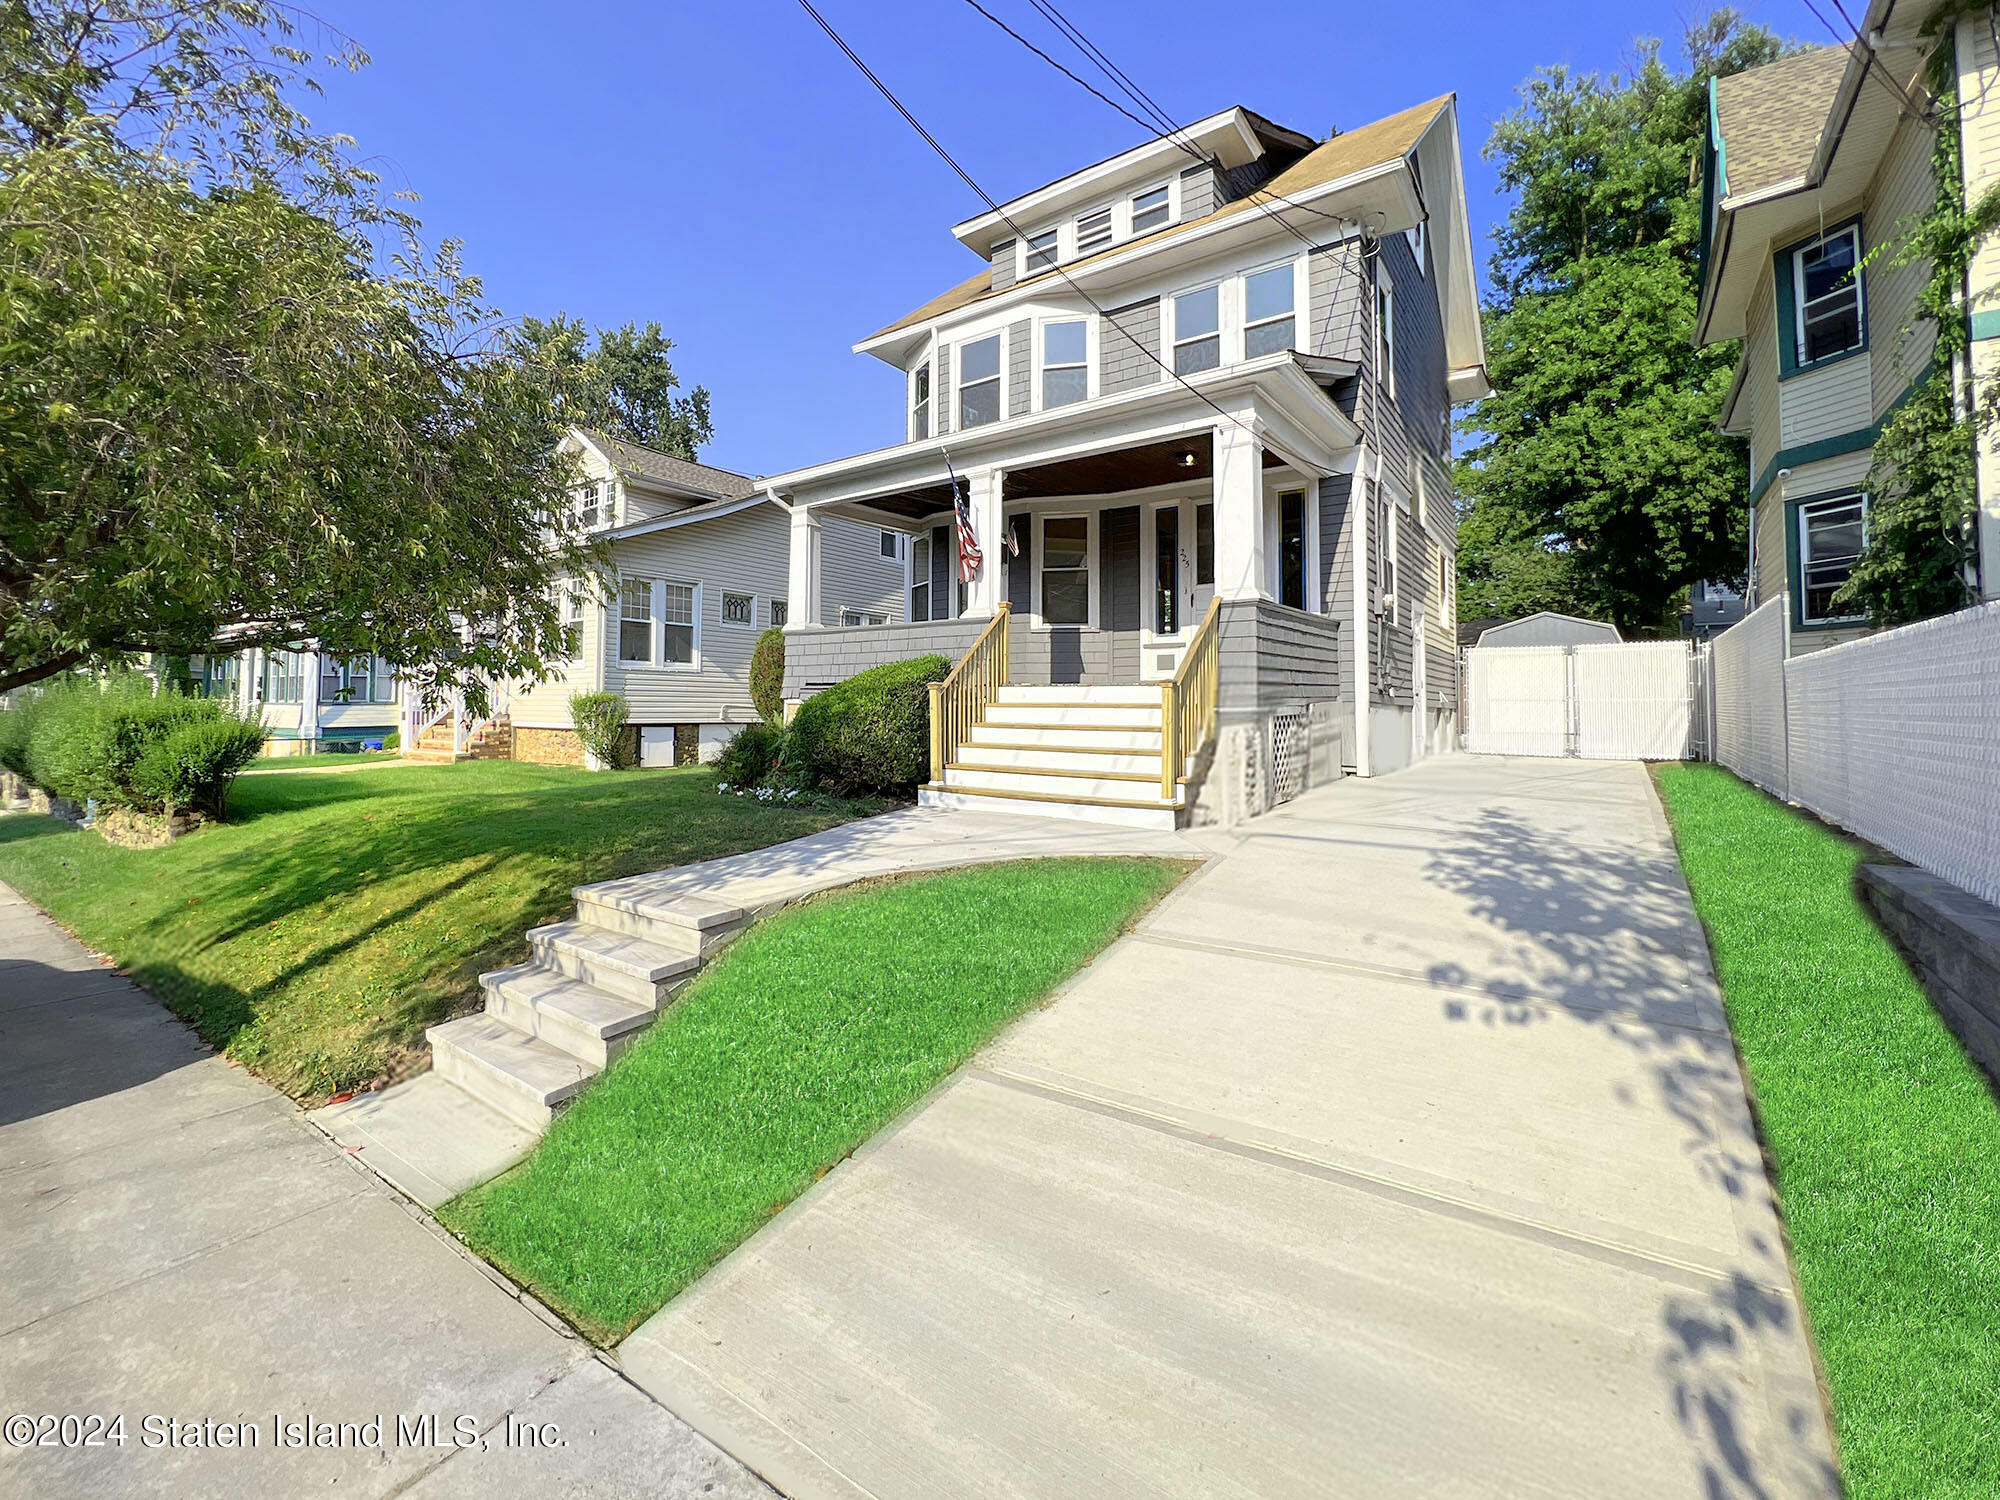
[299,646,321,751]
[786,501,823,627]
[1212,415,1267,600]
[963,466,1007,618]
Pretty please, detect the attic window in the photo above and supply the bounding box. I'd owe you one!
[1076,205,1113,256]
[579,482,602,528]
[1131,184,1170,234]
[1025,229,1058,274]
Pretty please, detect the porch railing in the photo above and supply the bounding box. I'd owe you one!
[928,602,1010,785]
[1160,597,1222,801]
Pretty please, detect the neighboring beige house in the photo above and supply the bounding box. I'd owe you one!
[767,96,1488,825]
[495,429,905,766]
[1695,4,2000,653]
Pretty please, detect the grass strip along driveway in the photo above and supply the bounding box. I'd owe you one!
[1655,765,2000,1500]
[441,857,1188,1344]
[0,762,870,1101]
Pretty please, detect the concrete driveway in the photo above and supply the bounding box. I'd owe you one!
[0,877,768,1500]
[619,757,1839,1500]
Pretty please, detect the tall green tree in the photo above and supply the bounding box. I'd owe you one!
[0,2,598,698]
[515,315,714,458]
[1456,13,1790,635]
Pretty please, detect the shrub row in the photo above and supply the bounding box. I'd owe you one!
[720,655,948,799]
[0,674,265,820]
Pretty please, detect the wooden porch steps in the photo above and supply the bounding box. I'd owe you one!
[919,684,1188,831]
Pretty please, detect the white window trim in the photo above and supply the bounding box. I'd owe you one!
[1796,491,1871,625]
[1073,201,1115,259]
[718,589,758,630]
[1792,223,1866,368]
[1406,220,1426,274]
[909,356,933,443]
[955,331,1006,430]
[1126,178,1178,239]
[617,573,656,666]
[1376,283,1396,402]
[1240,254,1305,362]
[653,578,701,672]
[1020,227,1060,278]
[1034,313,1095,412]
[1166,281,1225,379]
[1266,482,1317,612]
[1035,511,1098,630]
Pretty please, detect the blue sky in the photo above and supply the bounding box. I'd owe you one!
[309,0,1805,477]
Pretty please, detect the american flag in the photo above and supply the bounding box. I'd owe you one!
[953,479,982,583]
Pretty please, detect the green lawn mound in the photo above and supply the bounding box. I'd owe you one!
[1656,764,2000,1500]
[440,856,1189,1343]
[0,761,871,1100]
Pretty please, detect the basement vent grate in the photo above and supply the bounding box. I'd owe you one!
[1270,710,1308,805]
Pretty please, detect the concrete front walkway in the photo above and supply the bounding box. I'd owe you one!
[619,758,1839,1500]
[0,879,770,1500]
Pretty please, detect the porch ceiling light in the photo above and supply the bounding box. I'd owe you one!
[1176,449,1197,468]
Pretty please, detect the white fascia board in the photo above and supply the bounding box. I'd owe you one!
[1413,97,1489,384]
[857,160,1412,362]
[770,356,1358,511]
[951,109,1266,256]
[1446,366,1493,403]
[601,493,775,542]
[1717,355,1752,435]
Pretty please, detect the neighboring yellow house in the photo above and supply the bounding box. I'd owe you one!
[1695,3,2000,653]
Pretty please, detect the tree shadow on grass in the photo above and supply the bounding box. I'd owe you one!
[1419,787,1841,1500]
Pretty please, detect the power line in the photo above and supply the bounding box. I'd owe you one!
[957,0,1170,145]
[791,0,1261,445]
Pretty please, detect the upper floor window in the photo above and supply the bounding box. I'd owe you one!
[1025,229,1058,274]
[1407,220,1426,272]
[1376,285,1396,400]
[1797,493,1868,625]
[959,334,1002,428]
[1042,319,1088,408]
[1243,264,1296,358]
[578,482,602,528]
[1172,285,1220,375]
[1131,184,1170,235]
[1076,205,1113,257]
[911,362,931,440]
[1794,224,1864,367]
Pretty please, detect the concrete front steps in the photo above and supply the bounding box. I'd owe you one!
[403,714,512,765]
[424,885,748,1135]
[920,684,1190,830]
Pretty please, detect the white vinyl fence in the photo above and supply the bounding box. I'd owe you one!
[1702,597,2000,909]
[1465,641,1693,760]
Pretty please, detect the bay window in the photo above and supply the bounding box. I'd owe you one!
[1042,319,1088,408]
[1172,285,1220,375]
[1244,264,1296,358]
[959,334,1002,428]
[912,361,931,440]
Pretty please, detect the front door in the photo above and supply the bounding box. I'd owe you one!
[1141,499,1212,681]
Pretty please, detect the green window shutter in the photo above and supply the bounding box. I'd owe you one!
[1774,243,1800,380]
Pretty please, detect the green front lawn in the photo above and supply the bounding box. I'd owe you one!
[0,762,873,1100]
[248,749,399,770]
[1655,765,2000,1500]
[441,857,1188,1344]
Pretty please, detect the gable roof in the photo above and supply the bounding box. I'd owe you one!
[579,429,760,501]
[867,94,1454,342]
[1710,45,1848,204]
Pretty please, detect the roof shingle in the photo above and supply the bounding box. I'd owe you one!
[584,430,760,500]
[1712,45,1849,203]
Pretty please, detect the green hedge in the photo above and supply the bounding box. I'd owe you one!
[715,722,786,788]
[787,655,949,796]
[568,691,628,768]
[750,628,786,725]
[0,673,264,820]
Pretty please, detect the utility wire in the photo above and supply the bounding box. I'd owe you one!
[792,0,1262,445]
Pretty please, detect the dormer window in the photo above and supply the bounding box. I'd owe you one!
[1025,229,1058,274]
[912,361,931,440]
[1076,205,1113,257]
[578,482,602,528]
[1131,184,1170,234]
[959,334,1002,428]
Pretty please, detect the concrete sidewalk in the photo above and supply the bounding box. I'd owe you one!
[619,758,1839,1500]
[0,877,769,1500]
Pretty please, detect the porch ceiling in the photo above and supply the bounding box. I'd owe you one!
[1002,435,1283,502]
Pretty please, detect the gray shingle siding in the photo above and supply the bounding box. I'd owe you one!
[1007,621,1138,685]
[1102,506,1141,631]
[1318,473,1357,708]
[783,618,988,699]
[1099,297,1161,394]
[1004,515,1032,610]
[1008,320,1032,418]
[1178,163,1218,220]
[1307,240,1370,363]
[936,343,952,436]
[818,518,907,627]
[928,522,953,619]
[990,239,1016,292]
[1216,600,1340,712]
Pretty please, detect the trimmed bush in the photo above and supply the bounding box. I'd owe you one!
[787,655,950,796]
[569,691,629,768]
[129,717,267,819]
[716,722,785,788]
[749,628,787,725]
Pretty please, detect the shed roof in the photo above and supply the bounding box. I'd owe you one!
[1475,612,1623,648]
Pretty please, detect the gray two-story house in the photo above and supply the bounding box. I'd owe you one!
[769,97,1489,826]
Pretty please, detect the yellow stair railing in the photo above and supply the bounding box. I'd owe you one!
[928,602,1010,785]
[1160,597,1221,801]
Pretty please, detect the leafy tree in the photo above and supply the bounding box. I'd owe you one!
[0,2,599,698]
[1455,13,1791,635]
[515,314,714,458]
